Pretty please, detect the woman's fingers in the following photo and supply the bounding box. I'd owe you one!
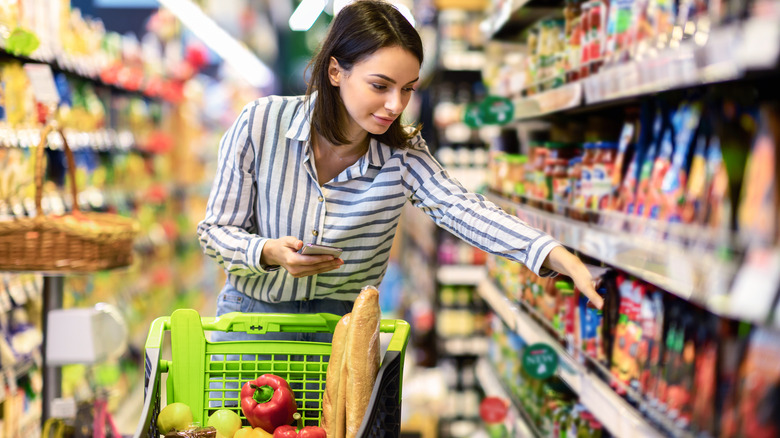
[286,257,344,278]
[577,279,604,310]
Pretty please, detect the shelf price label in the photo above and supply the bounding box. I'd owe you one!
[522,342,558,380]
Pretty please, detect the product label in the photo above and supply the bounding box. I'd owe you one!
[522,343,559,380]
[23,64,60,105]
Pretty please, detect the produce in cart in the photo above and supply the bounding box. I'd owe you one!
[157,403,195,434]
[240,374,298,432]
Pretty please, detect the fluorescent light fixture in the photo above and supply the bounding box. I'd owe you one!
[391,3,415,27]
[289,0,327,31]
[332,0,354,16]
[332,0,415,27]
[156,0,274,89]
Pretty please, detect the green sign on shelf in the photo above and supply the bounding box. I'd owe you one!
[522,343,558,380]
[479,95,514,125]
[463,102,484,128]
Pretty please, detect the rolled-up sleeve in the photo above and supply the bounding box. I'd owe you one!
[197,102,271,276]
[404,137,561,277]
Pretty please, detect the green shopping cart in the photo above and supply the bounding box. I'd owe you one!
[134,309,410,437]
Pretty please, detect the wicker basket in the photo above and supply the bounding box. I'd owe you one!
[0,125,139,272]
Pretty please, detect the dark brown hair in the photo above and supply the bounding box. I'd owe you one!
[305,0,423,149]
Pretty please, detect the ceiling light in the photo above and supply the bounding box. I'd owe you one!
[156,0,274,88]
[289,0,328,31]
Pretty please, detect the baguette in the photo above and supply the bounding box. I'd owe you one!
[322,313,351,438]
[345,286,381,438]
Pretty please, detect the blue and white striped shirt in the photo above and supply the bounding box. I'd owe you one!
[197,94,560,302]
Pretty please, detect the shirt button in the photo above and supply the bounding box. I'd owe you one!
[318,196,324,202]
[312,230,318,236]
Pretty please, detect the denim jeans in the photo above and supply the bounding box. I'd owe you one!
[208,281,354,409]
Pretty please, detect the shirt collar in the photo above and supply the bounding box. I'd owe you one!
[285,94,313,142]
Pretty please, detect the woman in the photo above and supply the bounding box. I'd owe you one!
[197,0,603,343]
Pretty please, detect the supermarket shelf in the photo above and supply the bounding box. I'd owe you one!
[484,0,563,41]
[477,279,664,438]
[498,15,780,121]
[437,264,487,285]
[0,358,39,403]
[484,192,767,324]
[583,17,780,105]
[440,336,490,357]
[475,358,539,438]
[511,82,582,122]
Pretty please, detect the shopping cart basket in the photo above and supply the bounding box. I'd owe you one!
[134,309,410,437]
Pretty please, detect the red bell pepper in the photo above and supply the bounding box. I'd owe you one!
[240,374,298,432]
[272,413,326,438]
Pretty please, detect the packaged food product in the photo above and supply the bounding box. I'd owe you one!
[718,320,752,438]
[737,105,778,245]
[637,288,664,401]
[656,304,695,427]
[702,136,731,230]
[643,125,674,219]
[164,426,217,437]
[551,158,571,214]
[578,2,592,79]
[575,142,598,212]
[610,119,636,210]
[660,102,702,221]
[564,0,583,82]
[579,285,605,362]
[605,0,636,60]
[529,142,549,204]
[681,129,710,224]
[568,156,583,207]
[633,109,666,217]
[610,275,642,394]
[545,142,580,205]
[586,0,608,75]
[590,141,618,210]
[734,328,780,438]
[620,104,662,215]
[506,154,528,197]
[691,313,718,435]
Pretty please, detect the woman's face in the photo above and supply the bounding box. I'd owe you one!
[329,46,420,140]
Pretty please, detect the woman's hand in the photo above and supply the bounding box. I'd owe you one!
[261,237,344,278]
[542,246,604,310]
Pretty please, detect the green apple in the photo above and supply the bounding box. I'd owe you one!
[156,402,194,433]
[207,409,243,438]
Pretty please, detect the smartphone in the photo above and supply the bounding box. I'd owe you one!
[298,243,343,258]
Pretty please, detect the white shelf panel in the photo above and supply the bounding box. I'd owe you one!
[475,358,537,438]
[485,193,767,324]
[512,82,582,121]
[437,265,487,285]
[440,336,490,356]
[477,279,664,438]
[584,17,780,106]
[490,15,780,119]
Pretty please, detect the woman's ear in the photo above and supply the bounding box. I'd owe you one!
[328,56,341,87]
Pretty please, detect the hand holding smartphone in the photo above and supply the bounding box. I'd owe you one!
[298,243,343,258]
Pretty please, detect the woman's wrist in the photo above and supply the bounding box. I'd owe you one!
[260,239,280,269]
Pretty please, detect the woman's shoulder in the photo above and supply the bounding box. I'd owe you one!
[240,95,307,114]
[400,129,429,154]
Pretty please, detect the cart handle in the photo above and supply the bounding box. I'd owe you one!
[145,311,410,354]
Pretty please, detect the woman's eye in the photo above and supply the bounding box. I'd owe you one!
[403,87,415,93]
[371,84,387,90]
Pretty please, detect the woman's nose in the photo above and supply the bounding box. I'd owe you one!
[386,92,404,115]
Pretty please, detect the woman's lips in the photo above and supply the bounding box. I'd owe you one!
[373,114,395,126]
